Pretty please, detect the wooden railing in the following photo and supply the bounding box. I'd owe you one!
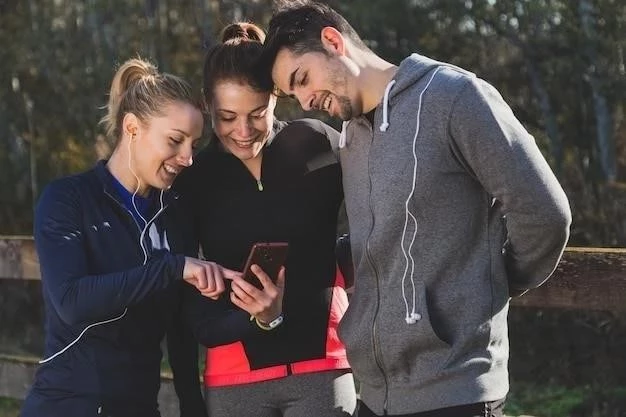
[1,237,625,416]
[511,247,626,313]
[0,237,182,415]
[3,237,624,311]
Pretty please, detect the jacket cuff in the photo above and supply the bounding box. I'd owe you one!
[172,253,187,281]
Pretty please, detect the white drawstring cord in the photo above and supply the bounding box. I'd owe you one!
[40,135,163,364]
[399,67,442,324]
[338,121,350,149]
[127,136,165,264]
[137,189,165,264]
[39,309,128,364]
[379,80,396,132]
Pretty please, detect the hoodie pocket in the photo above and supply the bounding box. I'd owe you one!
[411,284,452,351]
[337,297,382,382]
[379,283,453,383]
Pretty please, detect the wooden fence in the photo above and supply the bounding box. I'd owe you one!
[1,236,625,416]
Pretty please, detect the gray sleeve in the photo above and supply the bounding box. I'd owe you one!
[448,77,572,294]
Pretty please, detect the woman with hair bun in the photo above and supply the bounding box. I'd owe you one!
[174,22,357,417]
[20,57,279,417]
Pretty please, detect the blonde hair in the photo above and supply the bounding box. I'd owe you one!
[100,58,200,140]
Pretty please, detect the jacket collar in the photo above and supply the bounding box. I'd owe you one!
[93,160,179,207]
[206,119,287,154]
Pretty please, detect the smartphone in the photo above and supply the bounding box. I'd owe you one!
[242,242,289,289]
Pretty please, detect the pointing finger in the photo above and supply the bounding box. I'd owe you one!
[220,266,243,281]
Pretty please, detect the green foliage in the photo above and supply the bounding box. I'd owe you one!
[0,0,624,244]
[0,397,20,417]
[506,384,587,417]
[505,383,626,417]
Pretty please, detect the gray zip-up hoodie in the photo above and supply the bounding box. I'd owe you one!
[337,54,571,414]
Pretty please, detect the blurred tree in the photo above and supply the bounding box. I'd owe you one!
[0,0,624,245]
[0,2,625,414]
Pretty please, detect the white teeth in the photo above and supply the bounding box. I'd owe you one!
[323,95,331,111]
[164,165,179,175]
[232,138,255,148]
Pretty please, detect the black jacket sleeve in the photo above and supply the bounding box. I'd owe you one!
[167,281,208,417]
[181,284,269,348]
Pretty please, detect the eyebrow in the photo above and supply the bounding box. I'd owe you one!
[172,129,202,142]
[172,128,190,136]
[217,104,268,115]
[288,67,300,92]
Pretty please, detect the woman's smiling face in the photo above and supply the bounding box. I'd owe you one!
[210,80,276,161]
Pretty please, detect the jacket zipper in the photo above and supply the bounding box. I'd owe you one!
[364,121,390,413]
[103,189,168,256]
[104,189,143,233]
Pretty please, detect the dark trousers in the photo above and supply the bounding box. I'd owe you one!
[356,398,505,417]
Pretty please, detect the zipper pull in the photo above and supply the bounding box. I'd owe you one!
[257,179,264,191]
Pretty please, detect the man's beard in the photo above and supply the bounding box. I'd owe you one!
[335,95,353,121]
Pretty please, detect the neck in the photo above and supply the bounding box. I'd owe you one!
[350,47,397,114]
[242,152,263,180]
[107,146,150,197]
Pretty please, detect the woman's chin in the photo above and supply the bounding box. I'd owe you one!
[230,144,262,161]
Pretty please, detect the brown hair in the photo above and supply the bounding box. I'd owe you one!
[202,22,274,108]
[259,0,369,84]
[100,58,200,140]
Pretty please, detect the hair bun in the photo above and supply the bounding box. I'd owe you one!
[221,22,265,43]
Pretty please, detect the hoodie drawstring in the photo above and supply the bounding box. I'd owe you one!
[379,80,396,132]
[399,66,442,325]
[339,78,396,147]
[338,121,350,149]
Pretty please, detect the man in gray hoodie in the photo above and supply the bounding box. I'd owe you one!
[260,1,572,416]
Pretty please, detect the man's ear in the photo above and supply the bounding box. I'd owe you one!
[320,26,345,56]
[122,112,140,140]
[268,94,278,113]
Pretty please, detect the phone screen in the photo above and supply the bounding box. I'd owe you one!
[242,242,289,288]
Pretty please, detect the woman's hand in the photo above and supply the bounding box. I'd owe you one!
[230,265,285,325]
[182,257,242,300]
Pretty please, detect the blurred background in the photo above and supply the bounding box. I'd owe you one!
[0,1,624,416]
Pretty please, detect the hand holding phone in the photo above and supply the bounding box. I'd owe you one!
[242,242,289,289]
[230,260,285,327]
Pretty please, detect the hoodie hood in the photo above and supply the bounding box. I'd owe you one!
[339,54,464,146]
[379,54,473,132]
[388,54,447,102]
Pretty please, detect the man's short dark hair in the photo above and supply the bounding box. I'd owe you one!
[259,1,368,83]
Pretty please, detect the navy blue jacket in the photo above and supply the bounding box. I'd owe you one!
[20,161,204,417]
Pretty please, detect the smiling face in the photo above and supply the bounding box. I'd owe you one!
[271,48,359,121]
[210,80,276,161]
[127,101,203,194]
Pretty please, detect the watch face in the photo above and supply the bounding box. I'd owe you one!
[256,314,284,330]
[268,314,284,328]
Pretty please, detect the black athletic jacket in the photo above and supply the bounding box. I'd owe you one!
[174,119,350,387]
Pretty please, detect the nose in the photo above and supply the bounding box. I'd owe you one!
[178,143,194,167]
[236,117,253,137]
[294,91,313,111]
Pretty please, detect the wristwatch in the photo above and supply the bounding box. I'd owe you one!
[255,313,284,330]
